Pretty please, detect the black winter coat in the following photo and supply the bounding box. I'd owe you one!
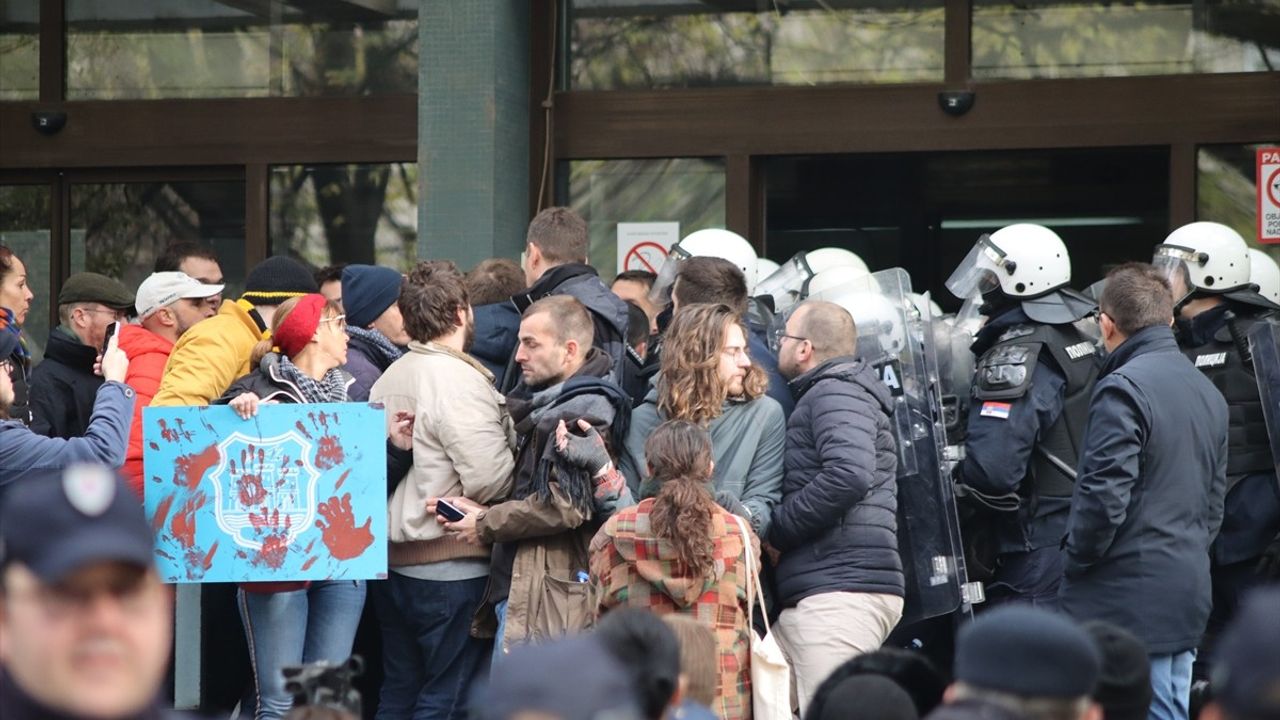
[29,327,103,439]
[770,356,904,607]
[1060,325,1228,655]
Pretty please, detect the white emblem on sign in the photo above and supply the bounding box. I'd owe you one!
[63,464,116,517]
[1195,353,1227,368]
[208,431,320,550]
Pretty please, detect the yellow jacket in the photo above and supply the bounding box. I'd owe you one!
[151,299,267,407]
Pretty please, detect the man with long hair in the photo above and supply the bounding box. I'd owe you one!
[619,302,784,537]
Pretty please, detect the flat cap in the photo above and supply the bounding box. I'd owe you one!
[58,272,135,310]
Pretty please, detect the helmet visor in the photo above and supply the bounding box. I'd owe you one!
[1152,244,1202,304]
[754,253,813,314]
[945,235,1006,300]
[648,243,692,307]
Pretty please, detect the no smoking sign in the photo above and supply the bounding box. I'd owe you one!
[1260,148,1280,244]
[624,241,668,273]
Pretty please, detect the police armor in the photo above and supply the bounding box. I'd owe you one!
[1186,312,1275,492]
[972,322,1100,500]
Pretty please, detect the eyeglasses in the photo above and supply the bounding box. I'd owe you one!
[777,334,808,345]
[320,314,347,330]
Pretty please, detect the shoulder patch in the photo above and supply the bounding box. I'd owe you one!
[974,342,1040,401]
[1195,352,1227,368]
[979,401,1011,420]
[997,326,1036,343]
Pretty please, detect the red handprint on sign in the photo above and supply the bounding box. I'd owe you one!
[230,444,268,507]
[315,494,374,560]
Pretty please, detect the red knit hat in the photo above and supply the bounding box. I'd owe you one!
[273,294,327,357]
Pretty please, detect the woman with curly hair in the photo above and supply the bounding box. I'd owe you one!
[619,302,785,537]
[591,419,761,720]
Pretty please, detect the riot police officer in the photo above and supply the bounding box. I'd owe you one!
[946,223,1099,607]
[1153,222,1280,676]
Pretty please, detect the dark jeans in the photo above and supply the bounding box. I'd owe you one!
[987,545,1065,609]
[372,574,491,720]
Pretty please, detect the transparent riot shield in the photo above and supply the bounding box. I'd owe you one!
[1247,320,1280,489]
[814,268,975,624]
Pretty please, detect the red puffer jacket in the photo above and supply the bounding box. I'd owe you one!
[117,324,174,498]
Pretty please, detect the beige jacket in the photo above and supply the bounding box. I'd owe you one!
[370,341,516,566]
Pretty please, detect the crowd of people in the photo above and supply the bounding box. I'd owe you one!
[0,209,1278,720]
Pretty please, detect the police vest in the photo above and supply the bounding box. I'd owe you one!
[972,323,1100,498]
[1183,313,1273,481]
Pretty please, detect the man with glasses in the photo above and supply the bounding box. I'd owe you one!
[0,463,185,720]
[769,299,905,715]
[30,272,135,440]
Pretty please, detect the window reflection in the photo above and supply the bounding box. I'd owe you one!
[66,0,417,100]
[0,0,38,100]
[973,0,1280,79]
[69,181,247,298]
[569,1,944,89]
[270,163,418,273]
[565,158,726,278]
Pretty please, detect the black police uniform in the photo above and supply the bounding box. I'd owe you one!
[1177,300,1280,676]
[958,305,1099,605]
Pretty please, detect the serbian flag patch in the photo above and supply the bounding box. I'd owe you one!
[980,401,1012,420]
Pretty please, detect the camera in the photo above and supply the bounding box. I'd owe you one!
[32,111,67,135]
[938,91,976,117]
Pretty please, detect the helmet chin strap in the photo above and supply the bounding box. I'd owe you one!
[979,289,1015,317]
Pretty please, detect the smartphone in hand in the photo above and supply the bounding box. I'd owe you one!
[436,499,467,523]
[101,320,119,355]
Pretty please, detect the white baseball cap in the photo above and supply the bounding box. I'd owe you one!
[135,271,225,319]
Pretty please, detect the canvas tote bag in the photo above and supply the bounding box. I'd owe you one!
[731,514,793,720]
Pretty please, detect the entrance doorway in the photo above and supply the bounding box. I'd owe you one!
[762,147,1170,309]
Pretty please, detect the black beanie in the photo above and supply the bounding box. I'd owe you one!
[1082,621,1152,720]
[241,256,319,306]
[342,264,403,328]
[955,605,1100,698]
[813,675,918,720]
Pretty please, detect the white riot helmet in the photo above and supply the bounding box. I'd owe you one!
[756,258,781,282]
[651,228,759,303]
[822,289,907,359]
[1249,249,1280,305]
[907,292,943,321]
[1153,222,1252,302]
[756,247,869,314]
[804,265,873,300]
[946,224,1071,301]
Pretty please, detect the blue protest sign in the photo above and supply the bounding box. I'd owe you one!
[142,403,387,584]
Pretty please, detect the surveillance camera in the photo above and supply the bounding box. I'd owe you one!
[32,111,67,135]
[938,91,975,117]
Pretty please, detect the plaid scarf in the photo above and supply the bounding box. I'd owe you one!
[346,325,404,367]
[275,355,349,404]
[0,307,29,360]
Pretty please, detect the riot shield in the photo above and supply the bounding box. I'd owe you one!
[814,268,975,624]
[1247,319,1280,489]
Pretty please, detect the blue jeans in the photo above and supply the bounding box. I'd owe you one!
[1149,650,1195,720]
[491,599,509,673]
[238,581,366,720]
[372,574,491,720]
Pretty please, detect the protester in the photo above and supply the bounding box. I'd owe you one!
[806,648,947,720]
[0,465,177,720]
[437,295,631,658]
[671,255,794,416]
[1060,264,1228,720]
[1082,621,1153,720]
[475,635,643,720]
[809,675,920,720]
[0,329,132,502]
[619,300,654,406]
[368,260,516,719]
[154,241,224,309]
[466,257,524,388]
[612,270,660,334]
[662,616,719,712]
[341,264,409,402]
[621,303,784,537]
[926,605,1101,720]
[595,609,685,720]
[1200,588,1280,720]
[625,301,651,361]
[151,255,318,407]
[502,207,629,394]
[593,420,758,720]
[29,272,134,439]
[769,299,904,713]
[218,294,362,720]
[315,263,348,307]
[118,271,222,497]
[0,245,35,425]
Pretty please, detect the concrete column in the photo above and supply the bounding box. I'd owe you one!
[419,0,531,267]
